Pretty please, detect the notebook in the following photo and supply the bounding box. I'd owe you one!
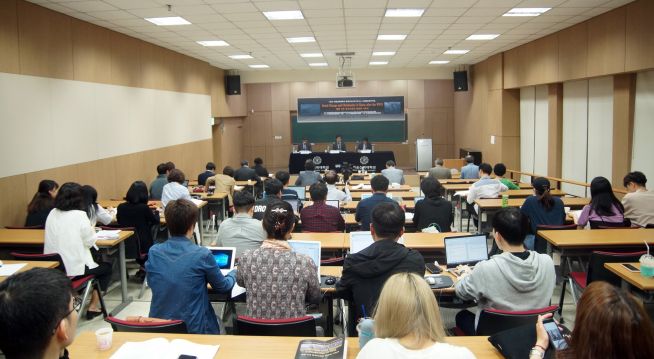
[349,231,374,254]
[288,240,321,280]
[287,186,306,200]
[205,247,236,275]
[325,200,339,209]
[444,234,489,268]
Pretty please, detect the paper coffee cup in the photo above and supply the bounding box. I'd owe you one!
[95,327,113,351]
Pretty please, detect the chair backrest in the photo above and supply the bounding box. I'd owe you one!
[587,250,647,286]
[647,224,654,229]
[475,305,559,336]
[235,315,316,337]
[534,224,577,254]
[105,317,187,333]
[5,225,44,229]
[589,219,631,229]
[10,252,65,272]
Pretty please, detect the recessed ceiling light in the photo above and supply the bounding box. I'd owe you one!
[229,54,253,59]
[301,53,323,58]
[377,34,406,41]
[444,49,469,55]
[384,9,424,17]
[369,61,388,65]
[503,8,551,17]
[309,62,328,67]
[145,17,191,26]
[372,51,396,56]
[466,34,500,40]
[263,10,304,20]
[197,40,229,47]
[249,64,269,69]
[286,37,316,43]
[429,60,450,64]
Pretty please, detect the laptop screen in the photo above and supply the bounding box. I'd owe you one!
[287,186,306,200]
[284,199,300,213]
[361,193,372,200]
[349,231,374,254]
[206,247,236,274]
[445,235,489,267]
[325,200,339,209]
[414,196,424,203]
[288,240,321,280]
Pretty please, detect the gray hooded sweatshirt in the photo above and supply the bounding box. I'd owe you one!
[454,251,556,312]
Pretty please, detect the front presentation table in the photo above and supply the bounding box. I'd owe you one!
[288,151,395,174]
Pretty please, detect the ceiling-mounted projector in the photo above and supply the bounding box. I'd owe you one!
[336,52,355,88]
[337,75,354,88]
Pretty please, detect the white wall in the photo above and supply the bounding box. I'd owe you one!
[633,70,654,182]
[562,80,589,197]
[519,85,548,183]
[0,72,212,178]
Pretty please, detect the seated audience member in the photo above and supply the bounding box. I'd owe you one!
[299,138,312,151]
[337,202,424,321]
[295,160,322,187]
[149,163,170,200]
[532,281,654,359]
[332,135,347,152]
[301,182,345,232]
[428,158,451,180]
[454,207,555,335]
[197,162,216,186]
[253,178,283,220]
[117,181,160,257]
[161,169,191,207]
[210,190,266,257]
[493,163,519,190]
[0,268,79,359]
[81,185,112,226]
[466,162,508,206]
[165,161,176,170]
[25,179,59,227]
[356,137,372,152]
[577,176,625,228]
[275,170,299,200]
[253,157,269,178]
[413,177,453,232]
[341,161,353,183]
[206,166,236,207]
[381,160,405,185]
[622,171,654,227]
[357,273,475,359]
[324,170,351,203]
[237,201,320,319]
[520,177,565,250]
[460,155,480,179]
[44,182,112,320]
[233,160,260,182]
[355,175,395,230]
[147,199,236,334]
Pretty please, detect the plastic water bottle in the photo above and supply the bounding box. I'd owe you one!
[501,194,509,207]
[356,318,375,348]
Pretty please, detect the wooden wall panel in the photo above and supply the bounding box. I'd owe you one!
[271,83,290,111]
[625,0,654,72]
[271,111,291,146]
[501,89,520,137]
[487,54,503,90]
[558,22,588,82]
[525,35,558,86]
[0,0,20,73]
[547,84,563,178]
[109,32,141,88]
[77,159,117,199]
[289,82,319,111]
[612,74,636,186]
[587,7,626,77]
[0,175,28,228]
[407,80,425,109]
[407,108,426,141]
[247,83,272,112]
[71,20,112,84]
[503,48,520,89]
[424,80,454,108]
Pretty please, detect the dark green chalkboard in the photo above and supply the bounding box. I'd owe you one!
[291,115,406,143]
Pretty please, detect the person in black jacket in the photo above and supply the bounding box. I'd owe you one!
[413,177,454,232]
[25,180,59,227]
[253,157,269,178]
[117,181,160,260]
[197,162,216,186]
[336,201,424,326]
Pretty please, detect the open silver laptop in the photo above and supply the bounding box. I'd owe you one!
[206,246,236,275]
[288,240,321,280]
[444,234,489,268]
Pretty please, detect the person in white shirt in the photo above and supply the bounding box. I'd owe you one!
[356,272,476,359]
[622,171,654,227]
[161,169,192,207]
[324,170,351,203]
[81,185,113,226]
[466,163,508,205]
[44,182,112,320]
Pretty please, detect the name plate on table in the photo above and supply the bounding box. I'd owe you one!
[359,150,372,153]
[299,150,312,154]
[329,150,342,154]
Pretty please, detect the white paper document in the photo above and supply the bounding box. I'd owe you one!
[94,230,121,239]
[0,263,27,277]
[110,338,219,359]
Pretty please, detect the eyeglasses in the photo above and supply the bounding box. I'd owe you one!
[52,296,82,334]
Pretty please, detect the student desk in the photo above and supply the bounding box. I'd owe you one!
[350,191,419,200]
[341,200,416,211]
[0,260,59,282]
[341,232,471,252]
[344,184,412,192]
[604,263,654,293]
[342,213,413,226]
[443,183,538,199]
[68,332,502,359]
[0,229,134,315]
[291,232,347,250]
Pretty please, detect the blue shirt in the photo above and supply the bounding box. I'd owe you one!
[146,236,236,334]
[355,193,395,230]
[149,174,168,200]
[520,195,566,234]
[460,164,480,179]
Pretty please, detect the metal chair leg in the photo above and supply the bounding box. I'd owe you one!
[79,279,95,319]
[558,279,567,321]
[94,281,108,318]
[138,278,148,299]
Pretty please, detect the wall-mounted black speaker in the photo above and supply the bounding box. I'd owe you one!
[225,75,241,95]
[453,71,468,92]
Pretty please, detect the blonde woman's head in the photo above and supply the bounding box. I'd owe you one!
[373,272,446,344]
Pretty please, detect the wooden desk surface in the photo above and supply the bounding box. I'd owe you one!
[604,263,654,291]
[343,213,412,225]
[343,232,471,250]
[350,191,419,200]
[538,228,654,248]
[341,200,415,210]
[499,189,565,197]
[98,200,162,208]
[324,184,413,192]
[290,232,346,249]
[0,260,60,282]
[476,197,589,209]
[69,332,502,359]
[0,229,132,247]
[444,183,539,192]
[193,192,228,200]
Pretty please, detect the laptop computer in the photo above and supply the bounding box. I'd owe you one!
[287,240,321,280]
[206,247,236,275]
[284,198,300,213]
[414,196,424,203]
[444,234,489,268]
[361,193,372,200]
[325,200,339,209]
[287,186,306,200]
[349,231,374,254]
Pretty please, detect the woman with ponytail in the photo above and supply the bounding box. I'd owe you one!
[25,180,59,227]
[237,200,321,319]
[520,177,565,250]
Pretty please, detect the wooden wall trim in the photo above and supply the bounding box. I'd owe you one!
[547,83,563,178]
[612,73,636,185]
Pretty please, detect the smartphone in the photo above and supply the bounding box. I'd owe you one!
[425,263,442,274]
[178,355,197,359]
[543,319,568,350]
[622,263,640,272]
